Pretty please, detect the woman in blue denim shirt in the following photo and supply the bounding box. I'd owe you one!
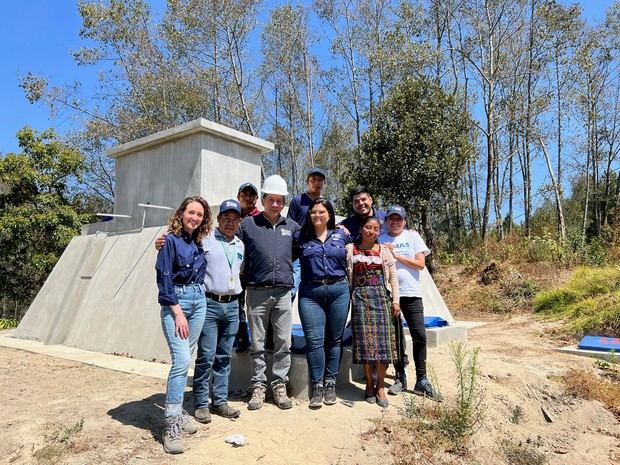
[155,196,211,454]
[297,198,352,409]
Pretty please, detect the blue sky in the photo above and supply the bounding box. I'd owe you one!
[0,0,615,155]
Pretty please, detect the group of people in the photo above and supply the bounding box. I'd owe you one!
[154,168,439,454]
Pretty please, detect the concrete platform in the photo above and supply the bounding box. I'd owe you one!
[555,346,619,362]
[427,323,468,348]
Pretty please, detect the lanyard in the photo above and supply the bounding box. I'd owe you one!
[217,235,236,271]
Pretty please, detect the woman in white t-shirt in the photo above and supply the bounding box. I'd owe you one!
[379,205,440,400]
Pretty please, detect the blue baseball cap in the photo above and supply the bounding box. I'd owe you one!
[238,182,258,195]
[219,199,242,215]
[307,167,326,179]
[386,205,406,219]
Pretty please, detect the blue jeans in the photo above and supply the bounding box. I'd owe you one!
[161,283,206,417]
[298,279,350,385]
[193,297,240,408]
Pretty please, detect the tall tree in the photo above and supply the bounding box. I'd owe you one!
[354,78,474,263]
[0,128,92,317]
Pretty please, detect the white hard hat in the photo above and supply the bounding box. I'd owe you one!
[261,175,289,196]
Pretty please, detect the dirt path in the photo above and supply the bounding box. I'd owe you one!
[2,314,619,465]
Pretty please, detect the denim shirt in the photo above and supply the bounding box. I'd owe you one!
[156,232,207,306]
[297,229,352,282]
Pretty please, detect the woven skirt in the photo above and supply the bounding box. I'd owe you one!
[351,280,397,364]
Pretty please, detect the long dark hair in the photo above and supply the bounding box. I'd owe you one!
[355,215,381,244]
[301,198,336,240]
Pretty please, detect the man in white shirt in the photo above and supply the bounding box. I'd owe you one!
[379,205,439,400]
[193,199,246,422]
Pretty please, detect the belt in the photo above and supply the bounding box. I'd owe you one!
[206,292,239,303]
[307,276,346,285]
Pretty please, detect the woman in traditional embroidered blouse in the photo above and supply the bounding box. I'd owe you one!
[345,215,400,408]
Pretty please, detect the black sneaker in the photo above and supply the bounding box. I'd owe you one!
[413,378,442,401]
[309,384,323,409]
[323,382,337,405]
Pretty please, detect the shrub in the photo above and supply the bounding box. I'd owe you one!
[500,439,548,465]
[437,342,485,452]
[562,368,620,419]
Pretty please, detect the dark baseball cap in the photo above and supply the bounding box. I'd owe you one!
[307,167,326,179]
[219,199,242,215]
[238,182,258,195]
[386,205,406,218]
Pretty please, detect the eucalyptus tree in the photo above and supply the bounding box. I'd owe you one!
[573,25,614,242]
[162,0,261,134]
[458,0,529,240]
[261,3,322,192]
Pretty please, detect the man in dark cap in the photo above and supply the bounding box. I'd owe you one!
[237,182,261,218]
[235,182,261,353]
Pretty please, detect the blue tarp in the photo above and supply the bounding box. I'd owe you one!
[577,335,620,352]
[401,316,449,328]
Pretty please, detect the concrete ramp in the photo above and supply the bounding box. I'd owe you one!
[15,226,171,362]
[419,267,454,323]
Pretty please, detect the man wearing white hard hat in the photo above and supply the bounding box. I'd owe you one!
[237,174,301,410]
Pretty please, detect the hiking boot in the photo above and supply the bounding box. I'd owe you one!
[272,383,293,410]
[180,409,198,434]
[210,403,241,419]
[309,384,323,409]
[413,378,442,401]
[162,415,184,454]
[323,382,337,405]
[388,377,407,396]
[194,407,212,424]
[248,384,266,410]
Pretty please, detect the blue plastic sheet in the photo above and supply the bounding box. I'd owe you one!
[577,335,620,352]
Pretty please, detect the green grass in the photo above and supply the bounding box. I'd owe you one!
[534,266,620,336]
[0,318,19,329]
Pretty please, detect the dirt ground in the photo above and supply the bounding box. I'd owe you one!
[2,311,619,465]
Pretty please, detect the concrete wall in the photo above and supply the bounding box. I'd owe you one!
[114,132,204,228]
[87,118,272,234]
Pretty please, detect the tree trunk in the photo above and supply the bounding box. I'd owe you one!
[420,205,436,274]
[539,137,566,241]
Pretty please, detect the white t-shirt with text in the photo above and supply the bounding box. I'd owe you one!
[379,229,430,298]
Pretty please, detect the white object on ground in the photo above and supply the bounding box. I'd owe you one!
[225,434,247,447]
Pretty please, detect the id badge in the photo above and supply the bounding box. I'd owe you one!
[228,275,236,291]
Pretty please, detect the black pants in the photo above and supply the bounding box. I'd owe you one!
[394,296,427,381]
[235,290,250,351]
